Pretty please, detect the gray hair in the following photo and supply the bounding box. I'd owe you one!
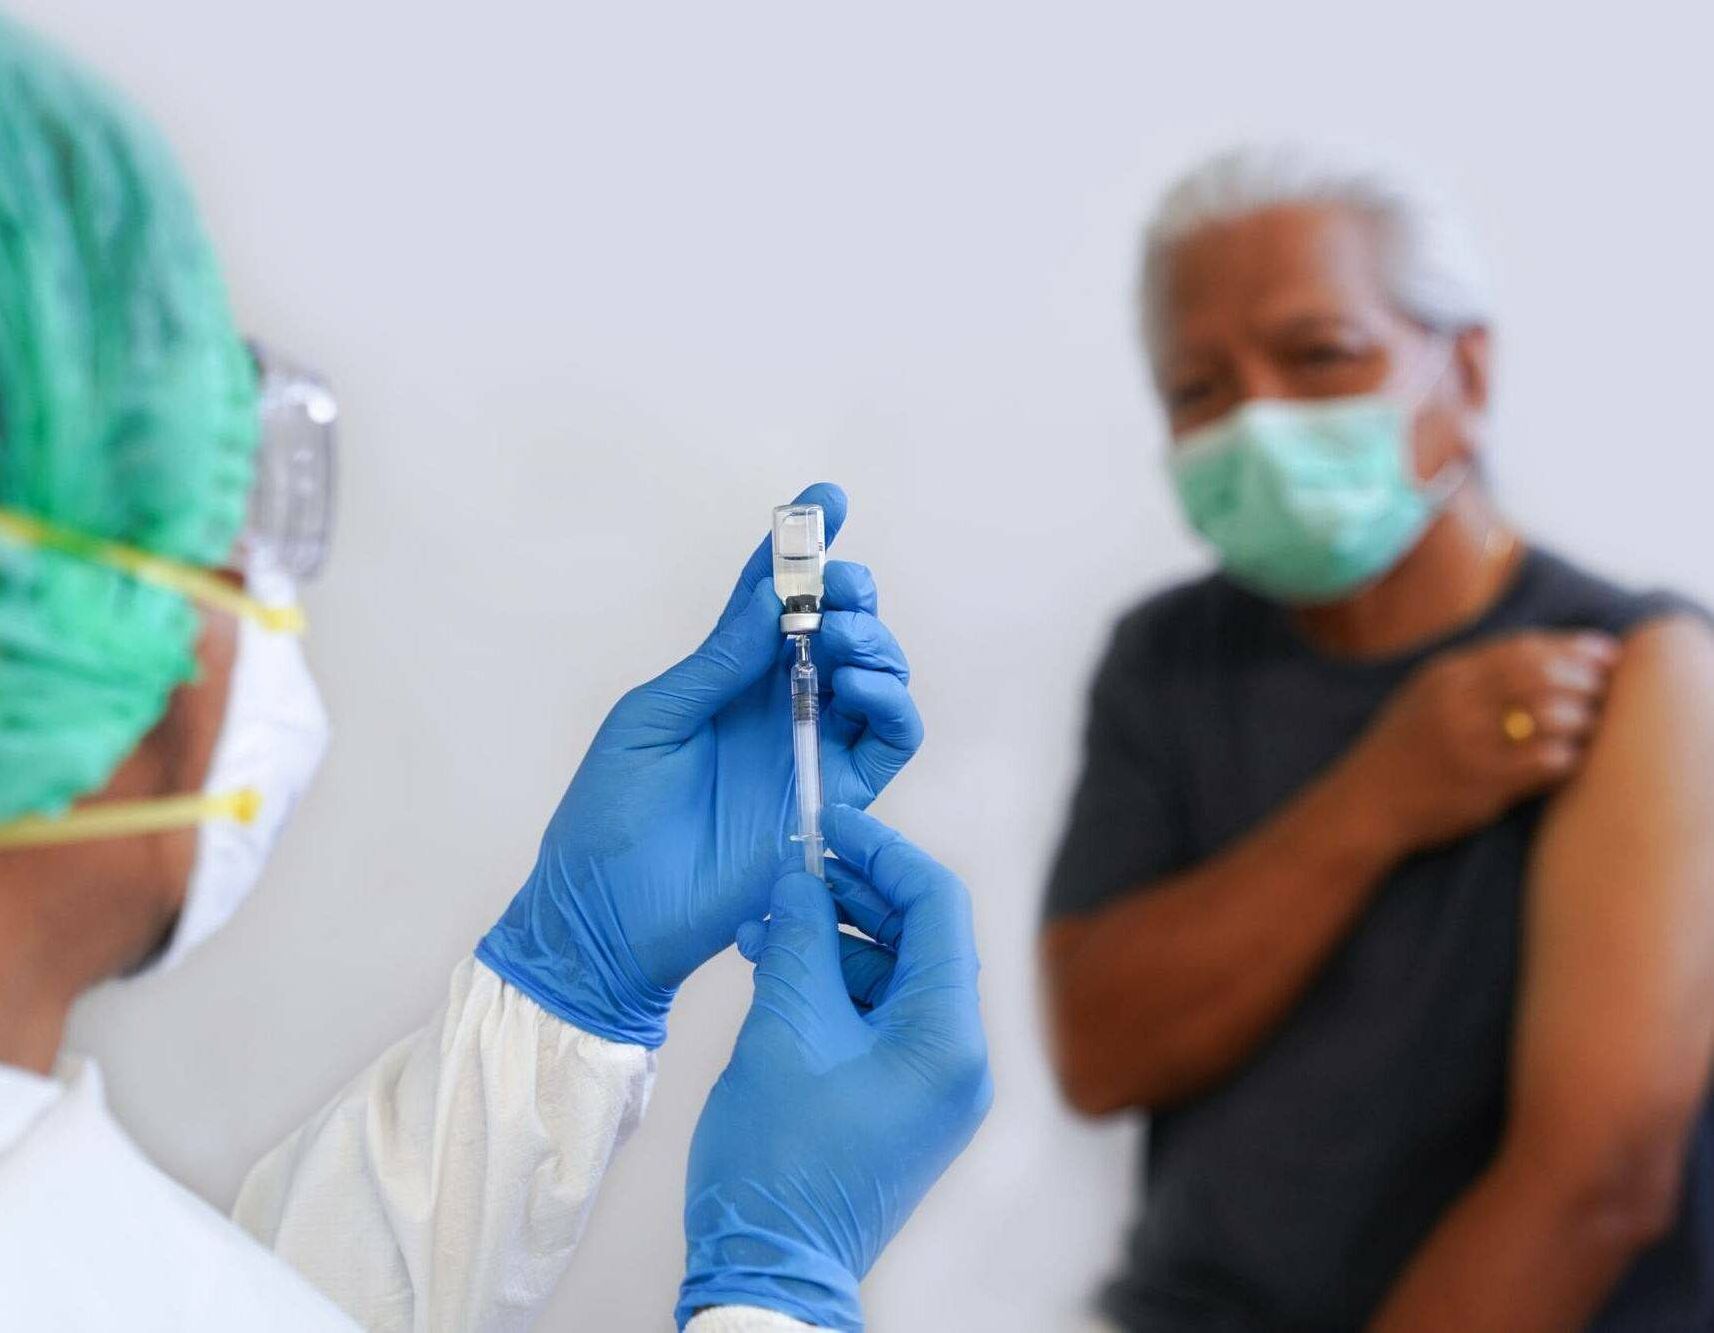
[1140,144,1494,372]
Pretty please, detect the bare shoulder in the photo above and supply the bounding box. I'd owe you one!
[1586,611,1714,724]
[1537,613,1714,861]
[1597,614,1714,746]
[1617,612,1714,679]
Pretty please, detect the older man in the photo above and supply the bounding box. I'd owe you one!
[1042,147,1714,1331]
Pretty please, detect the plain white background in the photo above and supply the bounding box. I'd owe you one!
[13,2,1711,1328]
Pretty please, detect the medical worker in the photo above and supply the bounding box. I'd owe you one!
[0,18,990,1332]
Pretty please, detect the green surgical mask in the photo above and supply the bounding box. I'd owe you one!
[1167,382,1466,605]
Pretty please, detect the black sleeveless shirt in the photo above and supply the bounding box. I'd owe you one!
[1045,548,1711,1331]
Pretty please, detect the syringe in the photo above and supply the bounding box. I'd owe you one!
[788,634,824,876]
[773,503,827,880]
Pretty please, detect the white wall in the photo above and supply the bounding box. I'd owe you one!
[18,2,1712,1328]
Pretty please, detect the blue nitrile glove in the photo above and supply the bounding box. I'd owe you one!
[477,484,922,1048]
[676,805,994,1332]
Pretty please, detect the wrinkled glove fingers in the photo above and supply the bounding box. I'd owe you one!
[611,581,782,741]
[838,932,897,1010]
[824,667,923,805]
[822,560,878,616]
[816,609,909,683]
[822,805,979,1000]
[827,856,906,948]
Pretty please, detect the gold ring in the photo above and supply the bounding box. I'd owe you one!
[1502,707,1537,744]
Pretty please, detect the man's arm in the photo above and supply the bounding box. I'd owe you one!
[1372,615,1714,1332]
[1042,753,1407,1114]
[1042,630,1616,1115]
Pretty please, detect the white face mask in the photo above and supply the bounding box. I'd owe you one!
[148,562,329,973]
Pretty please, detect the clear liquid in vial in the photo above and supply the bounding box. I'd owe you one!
[772,504,826,605]
[775,553,823,602]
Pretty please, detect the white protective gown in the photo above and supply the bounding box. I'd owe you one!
[0,957,821,1332]
[0,1058,351,1330]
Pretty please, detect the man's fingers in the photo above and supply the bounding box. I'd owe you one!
[1539,656,1611,695]
[1509,630,1621,667]
[1517,737,1583,782]
[1487,636,1619,752]
[1530,694,1598,739]
[1559,631,1622,668]
[1499,632,1619,697]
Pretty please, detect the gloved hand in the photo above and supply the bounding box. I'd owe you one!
[676,804,993,1332]
[477,484,922,1048]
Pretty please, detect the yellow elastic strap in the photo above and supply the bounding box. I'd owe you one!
[0,789,263,850]
[0,507,305,634]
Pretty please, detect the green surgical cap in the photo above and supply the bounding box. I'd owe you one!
[0,17,259,821]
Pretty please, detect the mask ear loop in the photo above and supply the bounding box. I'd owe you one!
[0,508,305,634]
[1403,338,1474,504]
[0,789,263,850]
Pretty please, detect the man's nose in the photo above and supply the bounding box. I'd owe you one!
[1230,354,1295,403]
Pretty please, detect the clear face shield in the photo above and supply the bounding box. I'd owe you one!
[243,341,338,582]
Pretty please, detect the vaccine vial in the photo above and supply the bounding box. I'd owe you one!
[772,503,825,633]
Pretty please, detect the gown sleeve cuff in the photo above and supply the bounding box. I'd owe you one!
[685,1306,830,1332]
